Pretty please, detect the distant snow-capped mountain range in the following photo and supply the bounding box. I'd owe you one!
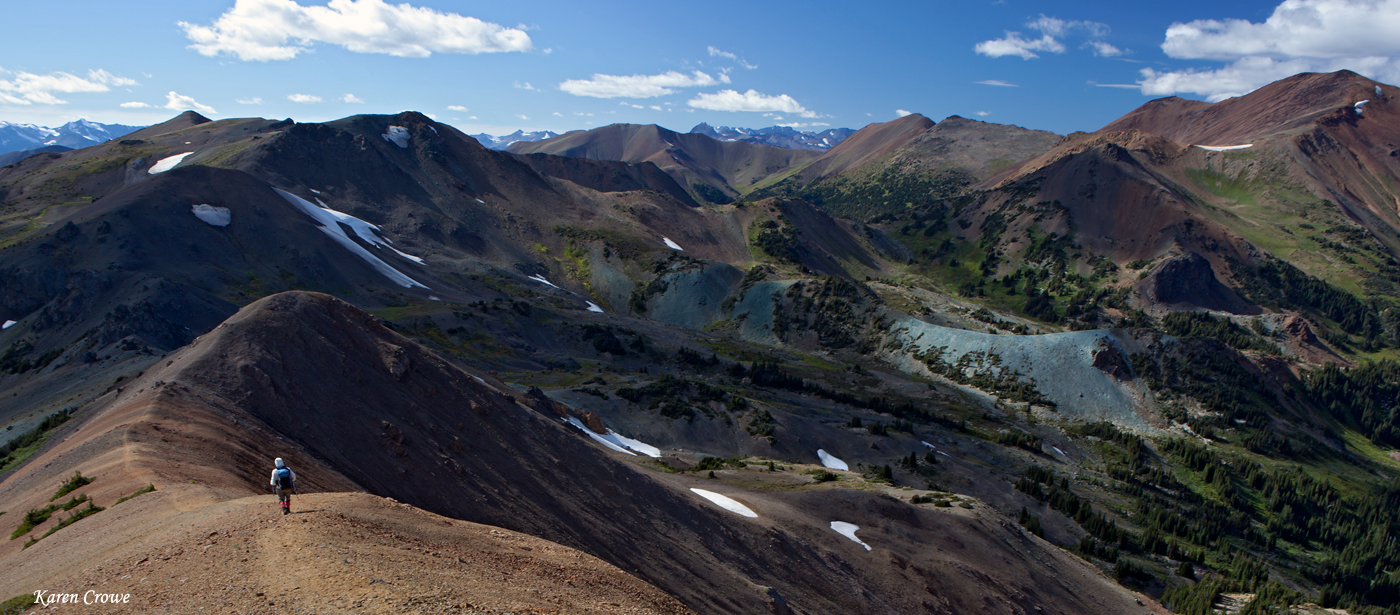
[0,120,143,158]
[470,130,560,150]
[687,123,854,151]
[471,123,854,151]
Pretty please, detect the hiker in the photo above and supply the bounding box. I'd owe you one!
[270,457,297,515]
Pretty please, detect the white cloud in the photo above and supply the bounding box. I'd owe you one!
[237,97,264,104]
[1139,0,1400,101]
[707,45,758,69]
[1087,81,1141,89]
[515,114,529,120]
[447,104,468,111]
[975,14,1111,59]
[121,102,153,108]
[774,121,830,128]
[179,0,532,62]
[0,68,137,105]
[552,111,562,116]
[975,33,1064,59]
[1028,16,1108,38]
[165,91,217,115]
[514,81,538,91]
[560,70,723,98]
[288,93,322,103]
[976,79,1020,87]
[1087,41,1123,57]
[895,109,912,117]
[687,89,818,117]
[975,111,992,116]
[341,93,363,103]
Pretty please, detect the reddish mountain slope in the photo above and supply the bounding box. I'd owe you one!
[0,291,1157,615]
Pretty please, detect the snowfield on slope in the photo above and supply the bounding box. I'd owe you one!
[817,449,848,471]
[276,189,429,289]
[564,416,661,458]
[191,204,231,227]
[690,489,758,518]
[830,521,871,551]
[149,152,193,173]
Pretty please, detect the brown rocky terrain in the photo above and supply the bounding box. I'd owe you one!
[0,291,1162,614]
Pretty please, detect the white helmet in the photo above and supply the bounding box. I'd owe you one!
[275,458,285,468]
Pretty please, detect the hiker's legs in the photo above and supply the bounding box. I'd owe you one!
[278,488,292,514]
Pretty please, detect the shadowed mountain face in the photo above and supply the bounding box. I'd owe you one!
[0,291,1153,615]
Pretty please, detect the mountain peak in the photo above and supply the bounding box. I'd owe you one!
[1099,69,1388,144]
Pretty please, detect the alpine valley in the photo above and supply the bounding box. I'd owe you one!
[2,70,1400,615]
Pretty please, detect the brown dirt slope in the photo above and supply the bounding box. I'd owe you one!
[793,113,935,182]
[1098,70,1386,144]
[0,291,1157,615]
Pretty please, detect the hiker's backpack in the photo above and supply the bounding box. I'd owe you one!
[275,467,292,489]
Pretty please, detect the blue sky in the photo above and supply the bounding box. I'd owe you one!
[3,0,1399,136]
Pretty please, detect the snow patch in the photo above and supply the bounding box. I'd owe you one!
[2,320,15,329]
[275,189,429,289]
[921,441,936,449]
[1355,100,1370,114]
[830,521,871,551]
[586,301,604,313]
[662,237,684,251]
[429,126,438,135]
[1194,144,1253,151]
[817,449,848,471]
[476,198,485,204]
[1052,446,1067,457]
[429,295,440,301]
[1377,85,1384,97]
[563,415,661,457]
[690,488,758,518]
[382,125,410,148]
[937,451,951,457]
[148,152,193,174]
[309,189,321,194]
[190,204,231,227]
[529,274,560,289]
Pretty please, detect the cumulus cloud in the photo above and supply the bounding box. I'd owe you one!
[895,109,913,117]
[1087,41,1123,57]
[686,89,818,117]
[975,33,1063,59]
[975,14,1111,59]
[288,93,322,103]
[341,93,363,103]
[236,96,264,104]
[165,91,216,115]
[179,0,532,61]
[0,68,137,105]
[447,104,468,111]
[1138,0,1400,101]
[708,46,758,69]
[560,70,724,98]
[976,79,1020,87]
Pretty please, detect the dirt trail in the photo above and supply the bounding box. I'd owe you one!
[5,490,691,614]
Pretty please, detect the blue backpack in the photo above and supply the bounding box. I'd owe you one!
[275,467,293,489]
